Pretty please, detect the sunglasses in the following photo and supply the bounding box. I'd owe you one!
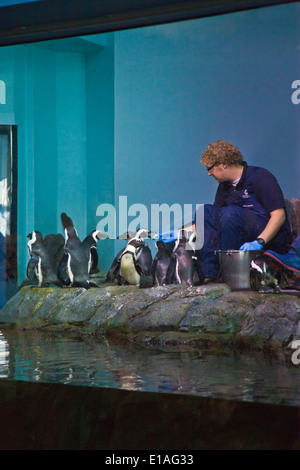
[206,163,217,172]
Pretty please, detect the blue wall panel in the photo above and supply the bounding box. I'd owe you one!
[114,3,300,221]
[1,2,300,285]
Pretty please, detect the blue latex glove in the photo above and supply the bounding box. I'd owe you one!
[158,230,178,243]
[239,240,264,251]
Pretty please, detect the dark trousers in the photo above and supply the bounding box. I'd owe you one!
[290,234,300,257]
[196,204,291,278]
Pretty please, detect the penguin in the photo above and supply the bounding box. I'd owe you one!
[82,229,108,274]
[57,226,81,287]
[27,231,61,287]
[105,228,152,284]
[105,231,134,284]
[57,227,108,289]
[188,231,205,286]
[250,255,281,293]
[151,240,173,286]
[167,229,203,286]
[43,233,65,264]
[133,228,152,240]
[120,236,153,287]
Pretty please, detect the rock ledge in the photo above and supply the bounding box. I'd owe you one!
[1,283,300,360]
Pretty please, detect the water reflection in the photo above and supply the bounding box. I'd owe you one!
[0,329,300,407]
[0,331,9,378]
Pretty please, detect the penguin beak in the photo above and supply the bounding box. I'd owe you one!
[95,230,109,240]
[149,231,157,238]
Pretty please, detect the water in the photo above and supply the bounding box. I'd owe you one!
[0,328,300,407]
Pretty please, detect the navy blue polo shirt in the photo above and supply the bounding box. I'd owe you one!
[213,161,286,218]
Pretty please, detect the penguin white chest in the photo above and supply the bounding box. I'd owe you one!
[36,257,43,286]
[120,253,140,286]
[66,253,74,284]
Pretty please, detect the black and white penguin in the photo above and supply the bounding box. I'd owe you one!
[167,230,203,287]
[188,231,205,286]
[82,229,108,274]
[105,231,134,283]
[57,227,108,289]
[57,226,81,286]
[119,235,153,287]
[105,228,152,284]
[250,254,281,293]
[151,240,173,286]
[27,231,61,287]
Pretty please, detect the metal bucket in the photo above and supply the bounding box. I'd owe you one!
[218,250,261,290]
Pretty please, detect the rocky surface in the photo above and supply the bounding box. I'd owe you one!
[1,281,300,361]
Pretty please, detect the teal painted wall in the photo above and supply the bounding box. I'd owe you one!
[0,2,300,288]
[113,3,300,256]
[4,37,115,281]
[13,43,90,280]
[85,34,116,271]
[114,3,300,209]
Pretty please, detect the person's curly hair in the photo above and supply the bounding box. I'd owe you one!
[200,140,244,167]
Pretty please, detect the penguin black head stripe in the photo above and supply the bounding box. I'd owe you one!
[127,238,145,249]
[27,230,43,249]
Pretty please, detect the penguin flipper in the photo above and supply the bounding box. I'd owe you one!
[134,252,147,277]
[193,255,205,286]
[90,246,98,271]
[151,258,157,285]
[26,254,40,280]
[166,255,176,285]
[57,253,71,286]
[136,245,153,276]
[105,263,120,283]
[105,249,124,283]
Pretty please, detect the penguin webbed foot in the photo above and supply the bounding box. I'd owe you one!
[60,278,71,287]
[139,274,154,289]
[105,273,113,283]
[72,281,90,290]
[117,275,129,286]
[88,281,99,288]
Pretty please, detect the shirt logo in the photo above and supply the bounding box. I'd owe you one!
[242,189,249,199]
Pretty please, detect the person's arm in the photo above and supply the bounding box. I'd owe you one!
[240,167,288,251]
[240,208,286,251]
[257,208,286,244]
